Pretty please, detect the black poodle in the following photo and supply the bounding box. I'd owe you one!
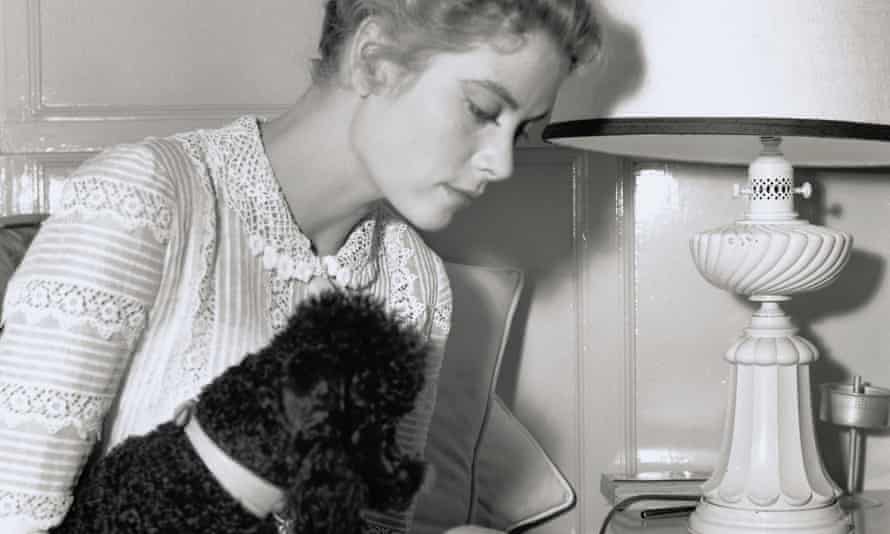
[51,291,429,534]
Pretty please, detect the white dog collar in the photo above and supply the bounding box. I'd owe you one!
[176,401,286,517]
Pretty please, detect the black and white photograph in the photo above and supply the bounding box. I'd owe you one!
[0,1,889,533]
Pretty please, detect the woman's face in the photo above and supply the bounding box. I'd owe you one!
[351,30,570,231]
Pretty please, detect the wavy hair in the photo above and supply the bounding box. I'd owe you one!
[312,0,601,83]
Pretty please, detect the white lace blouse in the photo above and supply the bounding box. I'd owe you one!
[0,116,452,533]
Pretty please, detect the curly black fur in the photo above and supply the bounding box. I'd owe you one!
[51,291,429,534]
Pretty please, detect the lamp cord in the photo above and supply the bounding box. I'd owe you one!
[598,494,701,534]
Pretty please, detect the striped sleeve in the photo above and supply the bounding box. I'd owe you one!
[0,143,173,533]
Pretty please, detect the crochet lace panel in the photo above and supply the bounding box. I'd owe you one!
[0,382,108,439]
[0,490,73,529]
[5,279,148,346]
[268,277,291,333]
[431,258,452,335]
[62,174,173,244]
[207,116,377,286]
[382,223,426,328]
[168,130,220,393]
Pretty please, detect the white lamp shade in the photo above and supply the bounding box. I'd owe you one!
[545,0,890,166]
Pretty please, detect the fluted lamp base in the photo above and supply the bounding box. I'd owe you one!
[686,303,850,534]
[689,501,850,534]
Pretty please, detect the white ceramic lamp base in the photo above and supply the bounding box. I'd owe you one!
[690,500,849,534]
[688,304,849,534]
[688,138,853,534]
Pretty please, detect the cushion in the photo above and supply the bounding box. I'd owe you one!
[0,216,44,321]
[411,262,575,533]
[471,396,575,532]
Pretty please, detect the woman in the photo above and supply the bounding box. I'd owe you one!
[0,1,600,532]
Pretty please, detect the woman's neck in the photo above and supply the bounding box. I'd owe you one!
[260,85,378,257]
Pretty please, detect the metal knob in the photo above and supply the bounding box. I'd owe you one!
[793,182,813,199]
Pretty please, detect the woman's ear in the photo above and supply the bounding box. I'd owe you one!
[346,17,400,96]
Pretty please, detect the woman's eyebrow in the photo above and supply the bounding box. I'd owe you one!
[461,79,519,110]
[462,79,552,122]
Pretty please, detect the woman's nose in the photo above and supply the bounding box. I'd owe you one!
[475,135,514,182]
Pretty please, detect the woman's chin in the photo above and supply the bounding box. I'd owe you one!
[400,207,458,233]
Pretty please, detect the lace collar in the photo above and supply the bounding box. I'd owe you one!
[201,116,378,288]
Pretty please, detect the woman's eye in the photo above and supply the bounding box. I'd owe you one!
[466,99,500,125]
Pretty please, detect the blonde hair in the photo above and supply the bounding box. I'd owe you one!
[312,0,601,83]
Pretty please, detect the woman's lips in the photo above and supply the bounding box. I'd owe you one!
[443,184,484,204]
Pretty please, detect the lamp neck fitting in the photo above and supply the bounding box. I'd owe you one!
[736,136,810,223]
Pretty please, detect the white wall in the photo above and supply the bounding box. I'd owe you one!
[4,2,890,533]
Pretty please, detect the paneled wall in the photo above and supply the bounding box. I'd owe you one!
[3,2,890,534]
[1,0,318,170]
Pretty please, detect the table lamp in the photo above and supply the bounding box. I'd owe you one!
[543,1,890,533]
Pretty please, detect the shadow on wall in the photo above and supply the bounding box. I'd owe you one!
[798,173,889,488]
[516,0,647,150]
[488,0,647,407]
[792,247,886,486]
[554,0,646,123]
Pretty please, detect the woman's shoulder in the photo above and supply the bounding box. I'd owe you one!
[70,135,197,198]
[64,120,242,231]
[61,140,184,243]
[72,116,258,191]
[73,139,167,178]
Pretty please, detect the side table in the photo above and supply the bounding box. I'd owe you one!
[606,491,890,534]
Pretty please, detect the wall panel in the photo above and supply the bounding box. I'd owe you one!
[2,0,321,151]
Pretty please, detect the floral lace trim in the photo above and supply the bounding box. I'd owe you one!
[383,224,425,327]
[432,299,452,336]
[0,382,107,439]
[209,116,376,285]
[0,489,72,528]
[169,131,219,386]
[268,276,291,333]
[61,175,173,244]
[431,258,452,335]
[6,279,147,346]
